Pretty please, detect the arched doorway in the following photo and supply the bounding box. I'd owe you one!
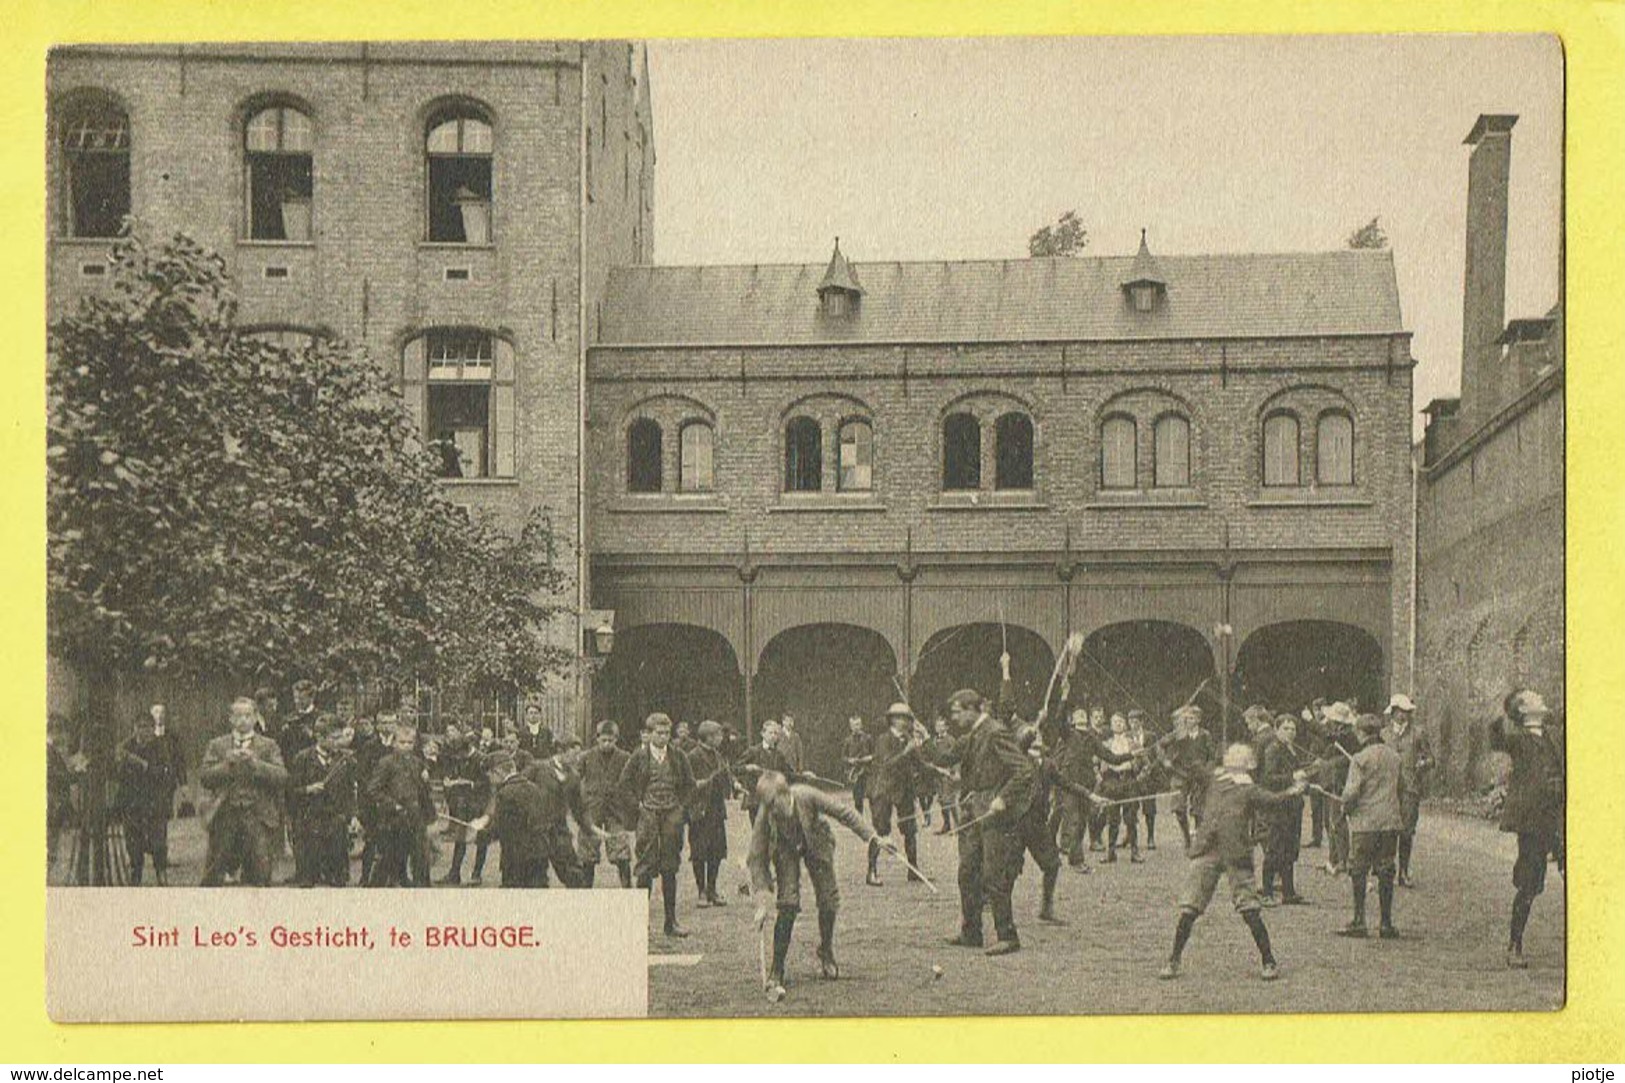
[1078,621,1218,729]
[754,623,898,779]
[911,623,1056,727]
[594,623,743,740]
[1232,620,1385,717]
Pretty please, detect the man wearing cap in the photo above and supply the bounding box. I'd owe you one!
[1490,689,1565,968]
[749,770,889,998]
[917,652,1037,956]
[865,703,924,887]
[841,716,875,815]
[619,713,696,937]
[576,721,634,888]
[1337,714,1409,939]
[687,720,735,907]
[1381,694,1433,887]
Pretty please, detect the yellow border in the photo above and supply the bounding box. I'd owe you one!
[6,0,1622,1063]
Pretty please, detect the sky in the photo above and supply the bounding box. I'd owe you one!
[644,36,1562,436]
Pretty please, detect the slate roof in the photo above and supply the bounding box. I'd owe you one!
[597,248,1404,347]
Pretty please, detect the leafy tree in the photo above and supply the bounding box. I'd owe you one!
[48,234,571,879]
[1347,217,1389,250]
[1028,210,1089,257]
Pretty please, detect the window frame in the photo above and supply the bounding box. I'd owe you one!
[677,420,715,494]
[242,103,315,242]
[626,417,664,494]
[1100,413,1139,491]
[58,94,131,240]
[424,106,495,245]
[993,411,1036,492]
[783,415,823,494]
[1152,412,1192,489]
[941,411,982,492]
[1315,409,1356,487]
[837,417,875,493]
[1261,410,1302,488]
[402,329,515,481]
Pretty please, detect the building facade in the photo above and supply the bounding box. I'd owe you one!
[587,240,1416,775]
[1417,114,1565,794]
[46,41,655,733]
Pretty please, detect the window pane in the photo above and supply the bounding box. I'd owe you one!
[247,153,314,240]
[785,417,822,492]
[1263,414,1300,486]
[427,332,494,381]
[1317,413,1354,485]
[461,118,493,154]
[839,420,874,492]
[943,413,981,490]
[1153,415,1191,488]
[427,156,493,242]
[995,412,1034,490]
[245,109,281,151]
[427,384,491,478]
[1101,416,1137,489]
[427,119,461,153]
[627,419,662,492]
[680,424,714,492]
[280,108,314,152]
[68,151,129,238]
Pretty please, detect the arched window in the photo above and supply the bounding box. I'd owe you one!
[1100,415,1138,490]
[244,104,313,241]
[838,419,874,492]
[995,412,1034,490]
[1316,411,1354,485]
[59,96,130,238]
[784,416,822,493]
[402,331,515,480]
[426,107,493,243]
[942,412,981,491]
[1262,412,1301,487]
[1153,414,1192,488]
[627,418,663,493]
[678,421,714,493]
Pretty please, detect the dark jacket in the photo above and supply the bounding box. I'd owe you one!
[747,784,874,890]
[115,730,186,816]
[1190,770,1301,864]
[920,713,1035,819]
[439,744,492,821]
[366,749,435,827]
[288,746,358,827]
[522,756,591,849]
[868,728,919,804]
[491,774,547,863]
[1490,720,1564,835]
[619,744,695,810]
[685,743,733,821]
[737,743,793,813]
[841,732,875,785]
[578,744,633,828]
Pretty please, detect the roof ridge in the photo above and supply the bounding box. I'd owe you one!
[613,248,1392,274]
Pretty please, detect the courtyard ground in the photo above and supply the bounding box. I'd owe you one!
[51,805,1564,1018]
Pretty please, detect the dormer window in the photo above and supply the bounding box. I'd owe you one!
[1121,228,1167,314]
[816,237,863,319]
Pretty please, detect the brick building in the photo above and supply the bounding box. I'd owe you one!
[587,238,1417,774]
[1416,114,1565,793]
[46,41,654,735]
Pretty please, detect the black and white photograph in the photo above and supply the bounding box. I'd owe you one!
[44,34,1565,1020]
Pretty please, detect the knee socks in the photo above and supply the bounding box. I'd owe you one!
[771,910,796,978]
[1242,909,1276,965]
[660,870,679,926]
[1350,871,1368,925]
[817,908,836,955]
[1170,909,1198,962]
[1510,891,1535,950]
[1377,873,1395,928]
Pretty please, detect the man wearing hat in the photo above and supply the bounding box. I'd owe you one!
[1381,694,1433,887]
[1490,689,1565,968]
[576,721,634,888]
[865,703,924,887]
[917,654,1036,956]
[748,770,890,999]
[1336,713,1409,939]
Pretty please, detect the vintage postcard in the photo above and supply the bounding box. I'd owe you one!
[40,32,1577,1029]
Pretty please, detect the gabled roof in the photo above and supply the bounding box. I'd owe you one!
[1121,230,1166,288]
[1496,317,1555,345]
[817,238,864,295]
[596,248,1404,347]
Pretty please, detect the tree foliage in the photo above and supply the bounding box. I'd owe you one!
[47,233,572,696]
[1346,217,1389,250]
[1028,210,1089,258]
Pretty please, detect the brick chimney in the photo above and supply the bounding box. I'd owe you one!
[1459,114,1517,428]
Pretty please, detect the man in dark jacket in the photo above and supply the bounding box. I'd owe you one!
[917,653,1037,956]
[365,721,436,887]
[489,754,547,888]
[1154,705,1217,851]
[577,721,634,888]
[438,731,492,885]
[1382,694,1433,887]
[687,720,735,906]
[521,746,592,887]
[115,704,186,886]
[1259,715,1311,905]
[350,716,389,885]
[1015,723,1099,924]
[199,698,288,887]
[737,720,793,824]
[287,715,359,887]
[1491,689,1565,968]
[865,703,924,887]
[1159,743,1306,981]
[749,770,886,999]
[841,716,875,815]
[620,713,695,937]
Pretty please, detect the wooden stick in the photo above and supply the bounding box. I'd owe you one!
[877,843,939,893]
[1091,789,1184,809]
[945,808,997,836]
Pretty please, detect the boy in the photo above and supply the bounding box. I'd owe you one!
[288,715,359,887]
[1159,743,1306,981]
[865,703,923,887]
[577,721,634,888]
[1337,714,1408,939]
[365,721,435,887]
[619,712,696,937]
[1490,689,1565,968]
